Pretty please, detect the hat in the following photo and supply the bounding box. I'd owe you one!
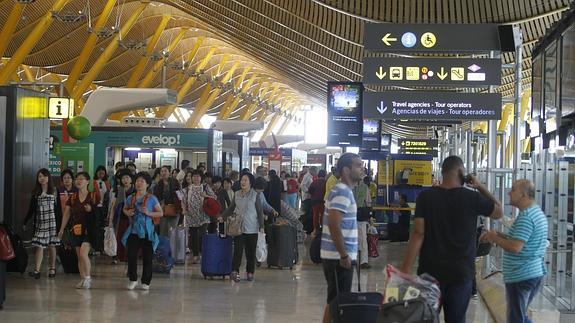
[203,197,221,217]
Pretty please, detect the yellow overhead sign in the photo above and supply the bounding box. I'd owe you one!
[394,159,432,186]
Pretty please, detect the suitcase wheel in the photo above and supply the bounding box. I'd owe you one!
[267,264,271,268]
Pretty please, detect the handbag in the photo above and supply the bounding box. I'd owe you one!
[226,213,243,236]
[378,297,439,323]
[476,225,492,257]
[163,204,179,217]
[104,227,117,257]
[0,226,15,261]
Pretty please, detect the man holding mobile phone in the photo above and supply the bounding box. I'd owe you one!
[401,156,503,323]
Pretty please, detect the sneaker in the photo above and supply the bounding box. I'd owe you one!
[231,271,240,283]
[139,283,150,290]
[82,278,92,289]
[75,279,85,289]
[360,263,372,270]
[111,257,118,265]
[246,273,254,281]
[471,292,478,299]
[192,256,199,264]
[126,281,138,290]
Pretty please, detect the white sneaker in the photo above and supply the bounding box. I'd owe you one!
[82,278,92,289]
[139,283,150,290]
[126,281,138,290]
[75,279,85,289]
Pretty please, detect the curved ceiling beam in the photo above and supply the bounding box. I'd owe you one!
[0,3,24,60]
[0,0,69,84]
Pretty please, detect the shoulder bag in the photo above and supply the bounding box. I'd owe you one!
[226,213,243,236]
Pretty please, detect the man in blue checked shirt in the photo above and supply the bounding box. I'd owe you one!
[481,179,547,323]
[320,153,364,323]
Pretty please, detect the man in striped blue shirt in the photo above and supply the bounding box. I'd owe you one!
[320,153,363,323]
[481,179,547,323]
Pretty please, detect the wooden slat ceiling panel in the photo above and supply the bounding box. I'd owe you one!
[1,0,572,131]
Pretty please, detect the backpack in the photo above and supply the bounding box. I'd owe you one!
[128,193,157,225]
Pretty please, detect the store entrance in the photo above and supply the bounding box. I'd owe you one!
[109,147,208,173]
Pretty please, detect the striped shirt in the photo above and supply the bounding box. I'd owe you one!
[321,183,358,261]
[502,204,548,283]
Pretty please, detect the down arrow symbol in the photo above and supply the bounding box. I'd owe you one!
[377,102,387,115]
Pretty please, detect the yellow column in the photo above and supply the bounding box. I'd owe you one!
[21,65,34,82]
[126,14,171,87]
[217,67,252,119]
[138,27,188,88]
[71,2,148,103]
[0,3,24,59]
[183,60,240,125]
[239,83,268,121]
[261,113,283,139]
[0,0,70,84]
[219,74,259,120]
[64,0,117,95]
[158,46,215,119]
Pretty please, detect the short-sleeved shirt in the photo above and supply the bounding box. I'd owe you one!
[415,187,494,283]
[324,175,339,201]
[66,192,99,226]
[321,183,358,261]
[502,204,548,283]
[286,179,298,194]
[125,194,161,237]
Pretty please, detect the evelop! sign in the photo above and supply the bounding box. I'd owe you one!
[142,134,181,146]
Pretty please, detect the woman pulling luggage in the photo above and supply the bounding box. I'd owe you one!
[122,172,163,290]
[58,172,100,289]
[181,170,215,263]
[108,170,135,264]
[220,173,263,282]
[153,166,181,237]
[22,168,61,279]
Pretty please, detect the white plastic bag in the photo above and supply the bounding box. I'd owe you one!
[256,232,267,263]
[104,227,117,257]
[384,264,441,311]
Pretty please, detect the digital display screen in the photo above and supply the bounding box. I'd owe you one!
[381,133,391,153]
[327,82,363,147]
[361,119,380,151]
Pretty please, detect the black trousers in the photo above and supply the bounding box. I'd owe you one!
[189,224,207,256]
[232,233,258,274]
[0,260,6,306]
[127,234,153,285]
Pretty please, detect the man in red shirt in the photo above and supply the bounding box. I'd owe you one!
[308,170,327,236]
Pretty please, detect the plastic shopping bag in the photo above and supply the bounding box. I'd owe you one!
[104,227,117,257]
[384,264,441,312]
[256,232,267,263]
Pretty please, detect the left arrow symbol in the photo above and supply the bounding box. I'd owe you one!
[376,66,387,79]
[377,102,387,115]
[381,33,397,46]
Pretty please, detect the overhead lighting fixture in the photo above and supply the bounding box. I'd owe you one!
[118,39,147,50]
[94,26,117,39]
[52,11,86,23]
[15,0,36,3]
[124,147,141,151]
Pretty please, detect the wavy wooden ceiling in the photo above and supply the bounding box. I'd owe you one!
[0,0,571,136]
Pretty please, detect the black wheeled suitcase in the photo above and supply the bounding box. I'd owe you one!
[330,251,383,323]
[266,224,298,269]
[5,228,28,274]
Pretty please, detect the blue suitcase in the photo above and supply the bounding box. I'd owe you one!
[201,233,233,279]
[153,236,175,274]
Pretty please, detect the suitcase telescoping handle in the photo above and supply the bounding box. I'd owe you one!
[334,250,361,293]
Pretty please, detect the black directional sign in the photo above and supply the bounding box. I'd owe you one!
[364,91,502,121]
[398,149,439,157]
[364,24,502,52]
[398,139,438,150]
[363,57,501,87]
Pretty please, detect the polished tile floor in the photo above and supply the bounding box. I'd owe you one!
[1,241,493,323]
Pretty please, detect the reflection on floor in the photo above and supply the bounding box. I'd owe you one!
[1,240,495,322]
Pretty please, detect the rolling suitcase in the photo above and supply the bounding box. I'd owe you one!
[169,226,187,264]
[5,229,27,274]
[57,245,79,274]
[153,236,174,274]
[330,251,383,323]
[201,224,232,279]
[267,224,298,269]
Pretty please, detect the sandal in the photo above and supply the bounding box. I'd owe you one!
[28,270,41,279]
[48,268,56,278]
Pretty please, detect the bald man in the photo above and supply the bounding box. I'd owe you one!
[481,179,548,323]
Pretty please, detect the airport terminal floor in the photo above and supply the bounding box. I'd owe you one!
[2,241,498,323]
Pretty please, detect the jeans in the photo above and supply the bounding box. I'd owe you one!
[505,276,543,323]
[439,280,473,323]
[286,193,297,209]
[127,234,153,285]
[232,233,258,274]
